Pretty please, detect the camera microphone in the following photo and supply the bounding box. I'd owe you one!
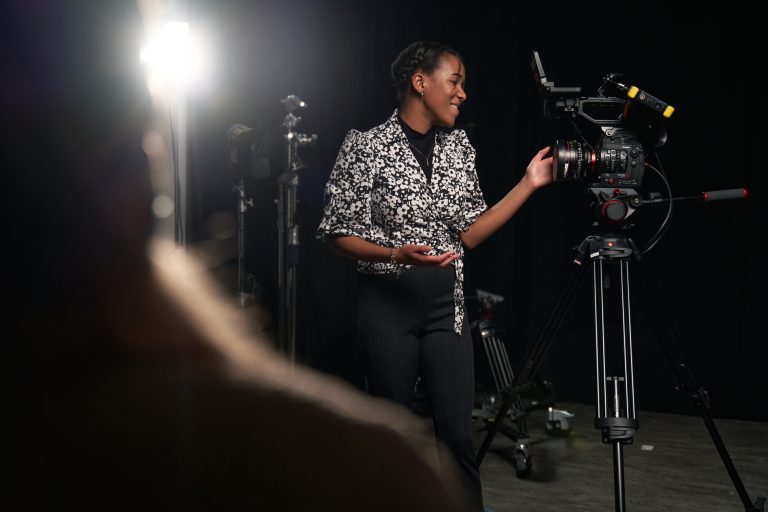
[627,86,675,119]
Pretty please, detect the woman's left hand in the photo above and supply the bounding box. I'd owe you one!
[525,146,555,190]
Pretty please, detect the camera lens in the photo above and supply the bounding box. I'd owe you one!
[552,140,596,182]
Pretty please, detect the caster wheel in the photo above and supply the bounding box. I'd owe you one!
[514,447,532,479]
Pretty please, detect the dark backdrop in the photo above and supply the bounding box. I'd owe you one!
[182,0,766,420]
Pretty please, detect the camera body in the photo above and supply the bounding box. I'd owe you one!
[553,127,645,187]
[532,52,671,188]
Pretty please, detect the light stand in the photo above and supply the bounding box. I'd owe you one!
[277,95,317,363]
[234,178,254,306]
[227,123,264,306]
[171,92,188,247]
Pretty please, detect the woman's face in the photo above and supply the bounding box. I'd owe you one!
[422,53,467,128]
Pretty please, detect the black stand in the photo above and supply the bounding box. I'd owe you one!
[475,233,764,512]
[276,165,299,362]
[226,123,261,307]
[234,179,254,306]
[276,95,317,363]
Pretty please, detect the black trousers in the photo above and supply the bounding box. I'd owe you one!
[359,266,482,510]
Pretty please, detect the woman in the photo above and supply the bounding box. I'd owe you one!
[317,40,553,509]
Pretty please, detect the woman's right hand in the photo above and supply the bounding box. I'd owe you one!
[394,245,459,267]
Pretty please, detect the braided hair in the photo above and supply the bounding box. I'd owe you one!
[390,41,463,102]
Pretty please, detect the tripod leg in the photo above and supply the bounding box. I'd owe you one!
[476,400,511,464]
[516,256,589,384]
[475,393,528,466]
[613,442,627,512]
[630,256,765,511]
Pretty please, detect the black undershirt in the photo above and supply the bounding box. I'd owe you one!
[398,117,436,183]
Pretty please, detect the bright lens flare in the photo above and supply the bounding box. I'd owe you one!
[140,21,205,93]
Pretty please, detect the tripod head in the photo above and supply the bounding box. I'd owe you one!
[585,181,749,258]
[465,289,505,322]
[589,185,749,227]
[589,186,641,228]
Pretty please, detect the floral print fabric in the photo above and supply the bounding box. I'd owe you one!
[317,110,487,334]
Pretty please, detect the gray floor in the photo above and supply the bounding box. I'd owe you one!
[475,402,767,512]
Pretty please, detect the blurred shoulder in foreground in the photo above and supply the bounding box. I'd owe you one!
[14,240,469,510]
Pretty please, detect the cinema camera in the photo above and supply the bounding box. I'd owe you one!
[531,51,674,188]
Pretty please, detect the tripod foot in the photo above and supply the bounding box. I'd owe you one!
[546,407,575,437]
[749,495,765,512]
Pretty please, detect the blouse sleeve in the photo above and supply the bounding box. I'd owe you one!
[458,130,487,231]
[316,130,375,242]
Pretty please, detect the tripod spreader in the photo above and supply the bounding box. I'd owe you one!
[597,416,638,443]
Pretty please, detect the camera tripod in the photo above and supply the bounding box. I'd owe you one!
[469,290,574,478]
[475,231,764,512]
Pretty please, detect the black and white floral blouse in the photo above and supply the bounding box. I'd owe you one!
[317,110,487,334]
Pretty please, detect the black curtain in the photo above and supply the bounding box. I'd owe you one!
[184,0,766,420]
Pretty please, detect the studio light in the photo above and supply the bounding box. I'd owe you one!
[139,20,208,247]
[140,21,207,94]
